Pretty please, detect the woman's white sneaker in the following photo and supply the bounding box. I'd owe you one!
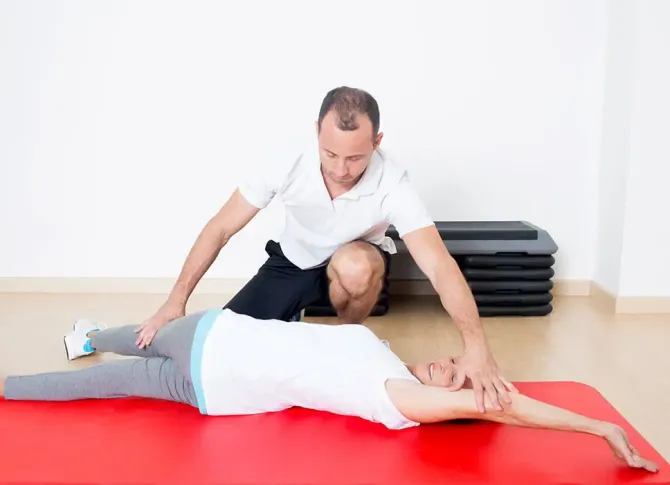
[73,318,106,334]
[64,319,107,361]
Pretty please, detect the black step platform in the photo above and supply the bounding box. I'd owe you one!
[477,304,553,317]
[385,220,542,242]
[304,221,558,319]
[461,267,555,280]
[457,254,556,268]
[387,221,558,317]
[473,292,553,306]
[467,279,554,293]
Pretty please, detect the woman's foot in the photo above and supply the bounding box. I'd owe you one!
[63,319,107,361]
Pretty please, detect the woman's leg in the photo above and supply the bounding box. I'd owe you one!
[72,310,205,380]
[2,357,197,407]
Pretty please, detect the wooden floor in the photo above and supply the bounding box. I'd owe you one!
[1,292,669,459]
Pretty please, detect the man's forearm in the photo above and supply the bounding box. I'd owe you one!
[163,189,261,310]
[433,256,487,351]
[402,226,489,352]
[166,221,228,309]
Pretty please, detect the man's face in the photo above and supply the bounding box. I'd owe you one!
[316,111,383,188]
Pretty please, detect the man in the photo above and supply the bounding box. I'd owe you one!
[135,86,514,412]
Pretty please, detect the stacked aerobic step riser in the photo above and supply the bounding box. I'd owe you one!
[386,221,558,317]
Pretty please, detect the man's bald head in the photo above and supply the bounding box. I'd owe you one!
[317,86,380,140]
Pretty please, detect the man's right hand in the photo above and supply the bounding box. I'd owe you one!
[134,301,185,349]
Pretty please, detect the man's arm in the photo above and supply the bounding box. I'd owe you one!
[385,379,659,473]
[381,175,513,411]
[134,189,260,348]
[164,189,260,309]
[402,225,515,411]
[402,225,482,349]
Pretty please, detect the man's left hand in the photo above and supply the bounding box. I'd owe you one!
[447,348,517,412]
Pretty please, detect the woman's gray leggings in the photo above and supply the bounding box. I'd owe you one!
[4,311,205,407]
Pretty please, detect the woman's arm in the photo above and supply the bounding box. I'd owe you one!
[385,379,658,472]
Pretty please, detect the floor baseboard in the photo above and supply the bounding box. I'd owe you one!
[615,296,670,314]
[0,277,248,295]
[589,281,670,314]
[0,276,590,296]
[553,279,592,296]
[590,282,617,311]
[2,277,668,313]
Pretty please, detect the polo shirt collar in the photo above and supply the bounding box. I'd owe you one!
[332,149,384,200]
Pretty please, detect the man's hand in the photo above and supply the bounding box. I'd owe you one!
[447,347,517,412]
[134,301,185,349]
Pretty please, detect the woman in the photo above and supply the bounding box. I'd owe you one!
[1,308,658,473]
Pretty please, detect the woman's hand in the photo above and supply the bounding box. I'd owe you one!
[602,424,659,472]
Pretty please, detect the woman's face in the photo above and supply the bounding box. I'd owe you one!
[413,356,459,387]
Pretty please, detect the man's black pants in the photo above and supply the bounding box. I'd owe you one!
[223,240,390,321]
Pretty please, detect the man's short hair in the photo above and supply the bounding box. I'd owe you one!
[318,86,380,138]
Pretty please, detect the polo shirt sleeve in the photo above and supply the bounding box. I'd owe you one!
[382,174,434,238]
[238,155,298,209]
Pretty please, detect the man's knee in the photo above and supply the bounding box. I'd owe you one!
[328,242,385,298]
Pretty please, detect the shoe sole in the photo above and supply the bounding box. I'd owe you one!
[63,332,91,361]
[63,335,73,361]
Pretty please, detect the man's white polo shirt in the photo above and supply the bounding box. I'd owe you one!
[238,139,434,270]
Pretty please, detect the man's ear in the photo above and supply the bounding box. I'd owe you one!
[373,132,384,149]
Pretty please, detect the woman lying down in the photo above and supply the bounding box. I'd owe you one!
[0,308,658,473]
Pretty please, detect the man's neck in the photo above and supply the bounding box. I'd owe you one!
[325,183,353,200]
[321,168,360,200]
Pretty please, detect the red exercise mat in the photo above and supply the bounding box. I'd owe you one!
[0,381,667,484]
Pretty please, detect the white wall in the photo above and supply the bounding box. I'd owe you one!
[618,0,670,297]
[593,0,638,296]
[593,0,670,298]
[1,1,607,280]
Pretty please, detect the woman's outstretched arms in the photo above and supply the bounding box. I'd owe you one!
[386,378,658,473]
